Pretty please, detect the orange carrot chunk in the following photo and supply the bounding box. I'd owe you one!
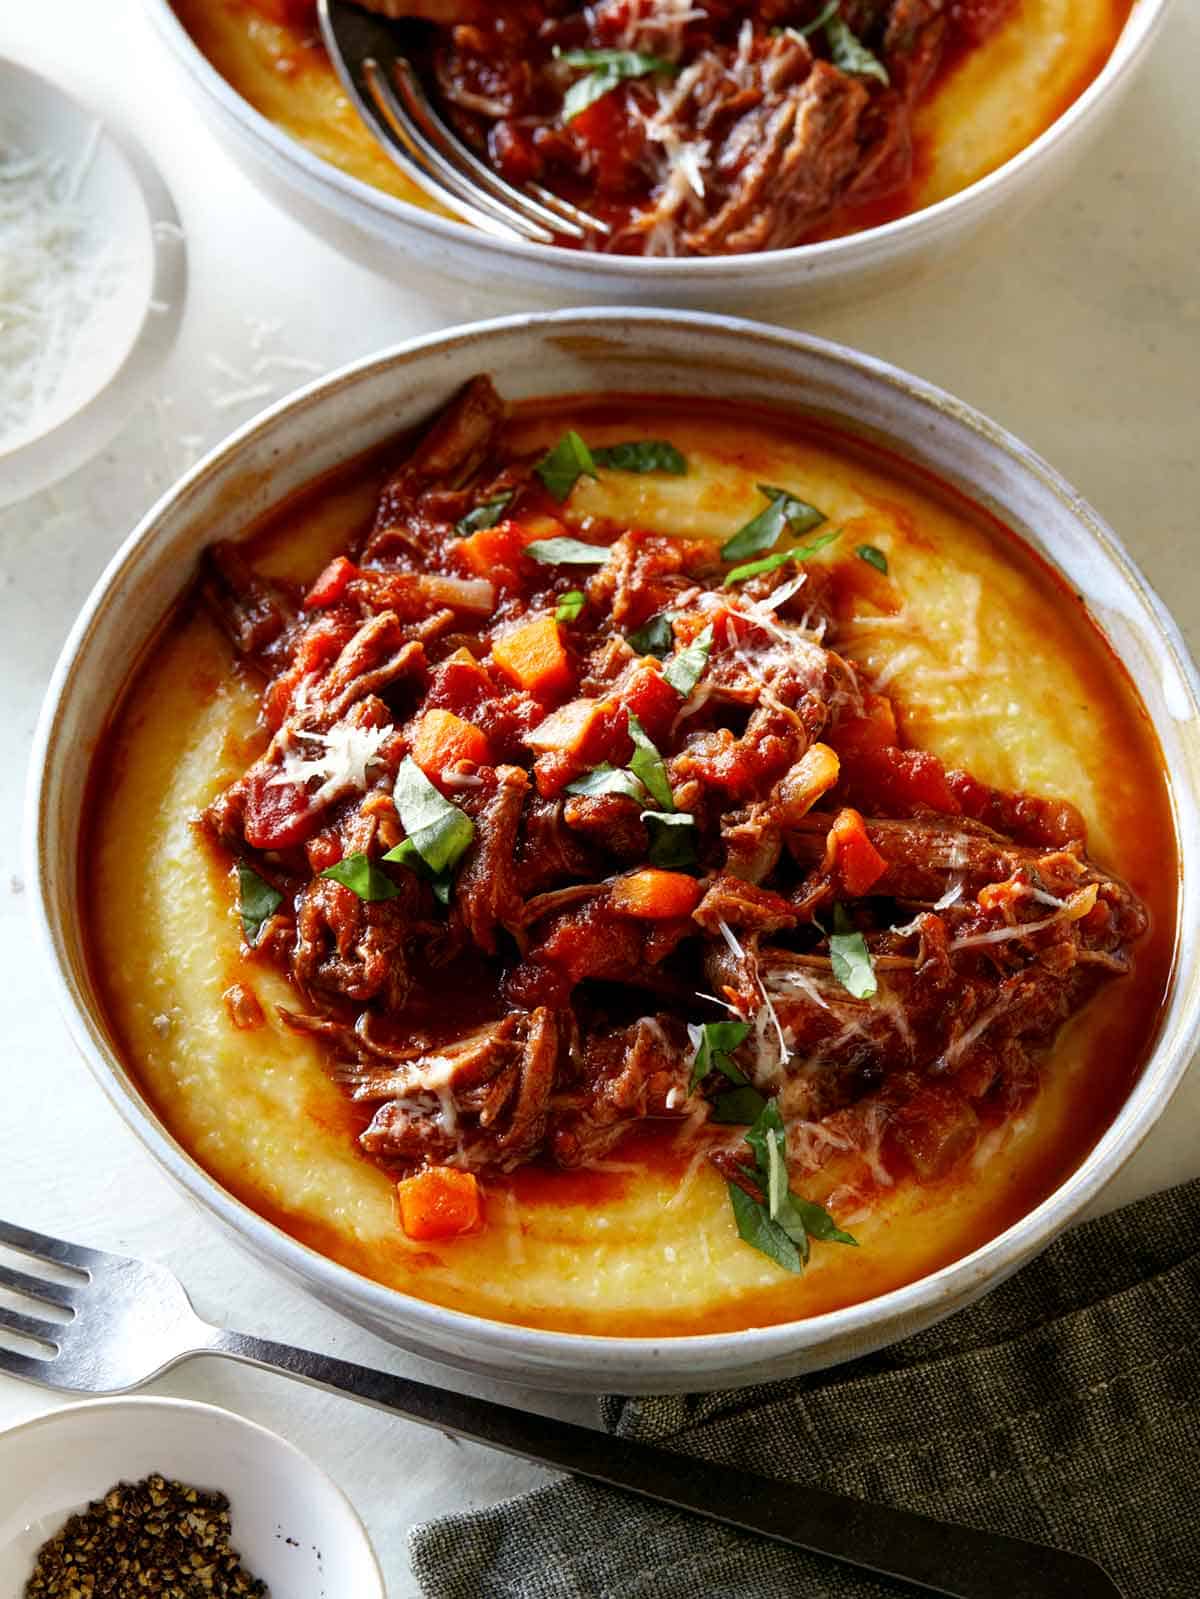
[303,555,359,610]
[609,869,704,919]
[397,1167,483,1241]
[454,521,525,579]
[826,807,888,897]
[410,708,491,781]
[491,615,574,701]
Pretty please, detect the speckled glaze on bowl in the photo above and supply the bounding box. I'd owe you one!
[28,311,1200,1392]
[142,0,1171,311]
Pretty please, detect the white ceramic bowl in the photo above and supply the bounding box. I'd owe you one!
[143,0,1170,311]
[28,309,1200,1393]
[0,1397,384,1598]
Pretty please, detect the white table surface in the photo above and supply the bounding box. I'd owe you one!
[1,1,1197,1592]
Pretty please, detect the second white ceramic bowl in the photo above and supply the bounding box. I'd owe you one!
[143,0,1170,310]
[28,309,1200,1392]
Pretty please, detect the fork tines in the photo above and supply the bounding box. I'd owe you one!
[0,1219,92,1369]
[319,0,608,245]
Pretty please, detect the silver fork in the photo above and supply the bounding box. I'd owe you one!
[318,0,608,246]
[0,1216,1124,1599]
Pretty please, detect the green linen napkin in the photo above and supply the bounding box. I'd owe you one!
[410,1180,1200,1598]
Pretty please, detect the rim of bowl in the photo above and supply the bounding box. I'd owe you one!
[27,307,1200,1376]
[142,0,1172,282]
[0,1395,386,1593]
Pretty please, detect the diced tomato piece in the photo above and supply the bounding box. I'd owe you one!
[397,1167,483,1242]
[567,86,648,194]
[410,708,491,783]
[828,691,898,758]
[825,807,888,897]
[947,768,1085,849]
[303,555,359,610]
[490,615,574,702]
[622,662,680,740]
[609,870,703,920]
[425,646,496,718]
[839,747,961,816]
[243,768,315,850]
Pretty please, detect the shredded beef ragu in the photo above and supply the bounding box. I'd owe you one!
[199,377,1148,1237]
[383,0,1019,256]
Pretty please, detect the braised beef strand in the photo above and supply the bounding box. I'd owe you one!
[380,0,1020,256]
[198,376,1147,1217]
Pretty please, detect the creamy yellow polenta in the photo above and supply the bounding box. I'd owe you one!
[87,402,1174,1336]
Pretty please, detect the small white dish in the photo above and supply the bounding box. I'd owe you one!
[0,59,187,507]
[0,1396,385,1598]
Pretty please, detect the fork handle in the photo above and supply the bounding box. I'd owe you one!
[204,1328,1121,1599]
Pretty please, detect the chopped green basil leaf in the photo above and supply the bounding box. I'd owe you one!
[825,13,889,83]
[723,528,842,587]
[385,756,475,875]
[431,872,454,907]
[558,49,679,121]
[830,903,878,999]
[384,838,458,905]
[564,763,646,800]
[556,589,586,622]
[724,547,801,587]
[627,612,675,658]
[784,1191,859,1247]
[797,0,840,36]
[687,1019,751,1093]
[627,713,674,811]
[856,543,889,574]
[711,1085,769,1124]
[663,623,713,699]
[720,484,828,563]
[591,439,686,475]
[321,853,400,902]
[535,430,598,501]
[730,1097,858,1270]
[642,809,696,868]
[744,1096,788,1183]
[237,863,283,944]
[727,1182,804,1274]
[455,492,513,536]
[525,537,610,566]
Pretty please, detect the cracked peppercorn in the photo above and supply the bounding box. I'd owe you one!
[24,1474,268,1597]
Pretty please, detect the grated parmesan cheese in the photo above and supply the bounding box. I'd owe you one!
[0,129,126,448]
[269,721,391,802]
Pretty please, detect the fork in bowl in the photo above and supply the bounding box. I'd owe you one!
[0,1215,1126,1598]
[318,0,607,245]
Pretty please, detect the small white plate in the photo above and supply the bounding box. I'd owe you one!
[0,59,187,507]
[0,1396,385,1598]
